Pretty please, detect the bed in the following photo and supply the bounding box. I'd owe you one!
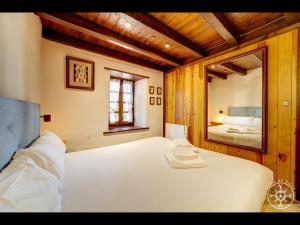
[207,107,262,149]
[63,137,272,212]
[0,98,273,212]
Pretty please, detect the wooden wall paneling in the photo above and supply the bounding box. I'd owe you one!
[191,64,201,147]
[277,31,293,182]
[262,36,279,180]
[244,150,260,162]
[165,72,176,124]
[184,66,193,142]
[228,146,245,158]
[175,69,184,124]
[291,30,298,184]
[164,29,298,185]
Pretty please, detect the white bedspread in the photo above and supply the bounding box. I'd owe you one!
[208,124,262,149]
[62,137,273,212]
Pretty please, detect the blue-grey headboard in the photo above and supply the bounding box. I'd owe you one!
[0,97,40,171]
[228,107,262,118]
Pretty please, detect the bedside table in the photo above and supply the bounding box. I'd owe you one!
[210,121,223,126]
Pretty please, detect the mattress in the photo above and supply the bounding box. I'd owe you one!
[62,137,273,212]
[208,124,262,149]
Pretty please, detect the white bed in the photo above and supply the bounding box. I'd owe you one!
[208,124,262,149]
[62,137,272,212]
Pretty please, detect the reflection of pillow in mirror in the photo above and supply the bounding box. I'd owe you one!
[223,116,254,127]
[253,118,262,128]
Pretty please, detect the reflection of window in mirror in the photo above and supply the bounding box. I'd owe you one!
[206,48,266,152]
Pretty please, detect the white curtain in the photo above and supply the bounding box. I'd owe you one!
[122,80,133,123]
[109,79,120,124]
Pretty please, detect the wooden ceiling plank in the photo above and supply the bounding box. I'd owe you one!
[221,62,247,75]
[199,13,240,46]
[36,13,181,67]
[42,28,166,71]
[207,69,227,79]
[125,12,207,58]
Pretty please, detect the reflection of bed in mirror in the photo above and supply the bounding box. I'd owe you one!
[207,107,262,149]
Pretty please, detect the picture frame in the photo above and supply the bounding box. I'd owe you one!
[66,56,95,90]
[157,87,162,95]
[156,97,161,105]
[149,86,155,94]
[150,97,155,105]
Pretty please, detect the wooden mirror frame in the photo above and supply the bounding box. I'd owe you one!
[204,46,268,153]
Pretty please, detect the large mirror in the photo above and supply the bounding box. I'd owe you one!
[205,47,267,153]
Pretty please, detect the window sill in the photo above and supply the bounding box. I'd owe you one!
[103,126,149,136]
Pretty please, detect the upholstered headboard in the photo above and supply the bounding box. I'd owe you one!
[228,107,262,118]
[0,97,40,171]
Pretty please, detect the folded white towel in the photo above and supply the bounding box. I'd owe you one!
[173,138,193,147]
[164,150,207,169]
[246,127,259,132]
[173,146,199,161]
[226,129,260,134]
[228,127,241,131]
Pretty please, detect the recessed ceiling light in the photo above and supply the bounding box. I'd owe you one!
[165,43,171,48]
[211,65,215,69]
[125,22,131,29]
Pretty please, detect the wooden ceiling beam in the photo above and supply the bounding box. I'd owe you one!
[221,62,247,75]
[207,69,227,80]
[36,13,182,67]
[125,12,207,58]
[42,28,166,71]
[199,13,240,46]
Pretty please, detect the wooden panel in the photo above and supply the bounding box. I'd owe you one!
[263,36,279,179]
[76,13,197,63]
[225,13,284,35]
[150,13,225,51]
[164,29,298,185]
[277,32,293,182]
[291,30,298,184]
[191,64,201,147]
[175,69,184,124]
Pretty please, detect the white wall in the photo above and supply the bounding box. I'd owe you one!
[208,67,262,122]
[0,13,41,103]
[40,39,164,151]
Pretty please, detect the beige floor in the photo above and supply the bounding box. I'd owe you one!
[261,199,300,212]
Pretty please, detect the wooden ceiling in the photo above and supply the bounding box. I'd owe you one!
[207,51,263,80]
[36,12,300,72]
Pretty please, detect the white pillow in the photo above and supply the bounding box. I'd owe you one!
[253,118,262,128]
[0,155,61,212]
[13,131,65,181]
[223,116,254,127]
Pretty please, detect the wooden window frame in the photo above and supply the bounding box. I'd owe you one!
[109,77,135,127]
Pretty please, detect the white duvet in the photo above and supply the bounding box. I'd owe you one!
[208,124,262,149]
[62,137,273,212]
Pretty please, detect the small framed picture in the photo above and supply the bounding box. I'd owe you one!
[150,97,155,105]
[149,86,155,94]
[157,87,162,95]
[66,56,95,91]
[156,97,161,105]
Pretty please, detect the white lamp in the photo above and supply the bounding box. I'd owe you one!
[214,110,225,123]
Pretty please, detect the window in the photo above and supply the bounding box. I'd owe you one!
[109,78,134,126]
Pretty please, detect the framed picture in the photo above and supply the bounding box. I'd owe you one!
[150,97,155,105]
[156,97,161,105]
[157,87,162,95]
[149,86,155,94]
[66,56,95,90]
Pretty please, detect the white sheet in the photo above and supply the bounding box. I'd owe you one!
[62,137,273,212]
[208,124,262,149]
